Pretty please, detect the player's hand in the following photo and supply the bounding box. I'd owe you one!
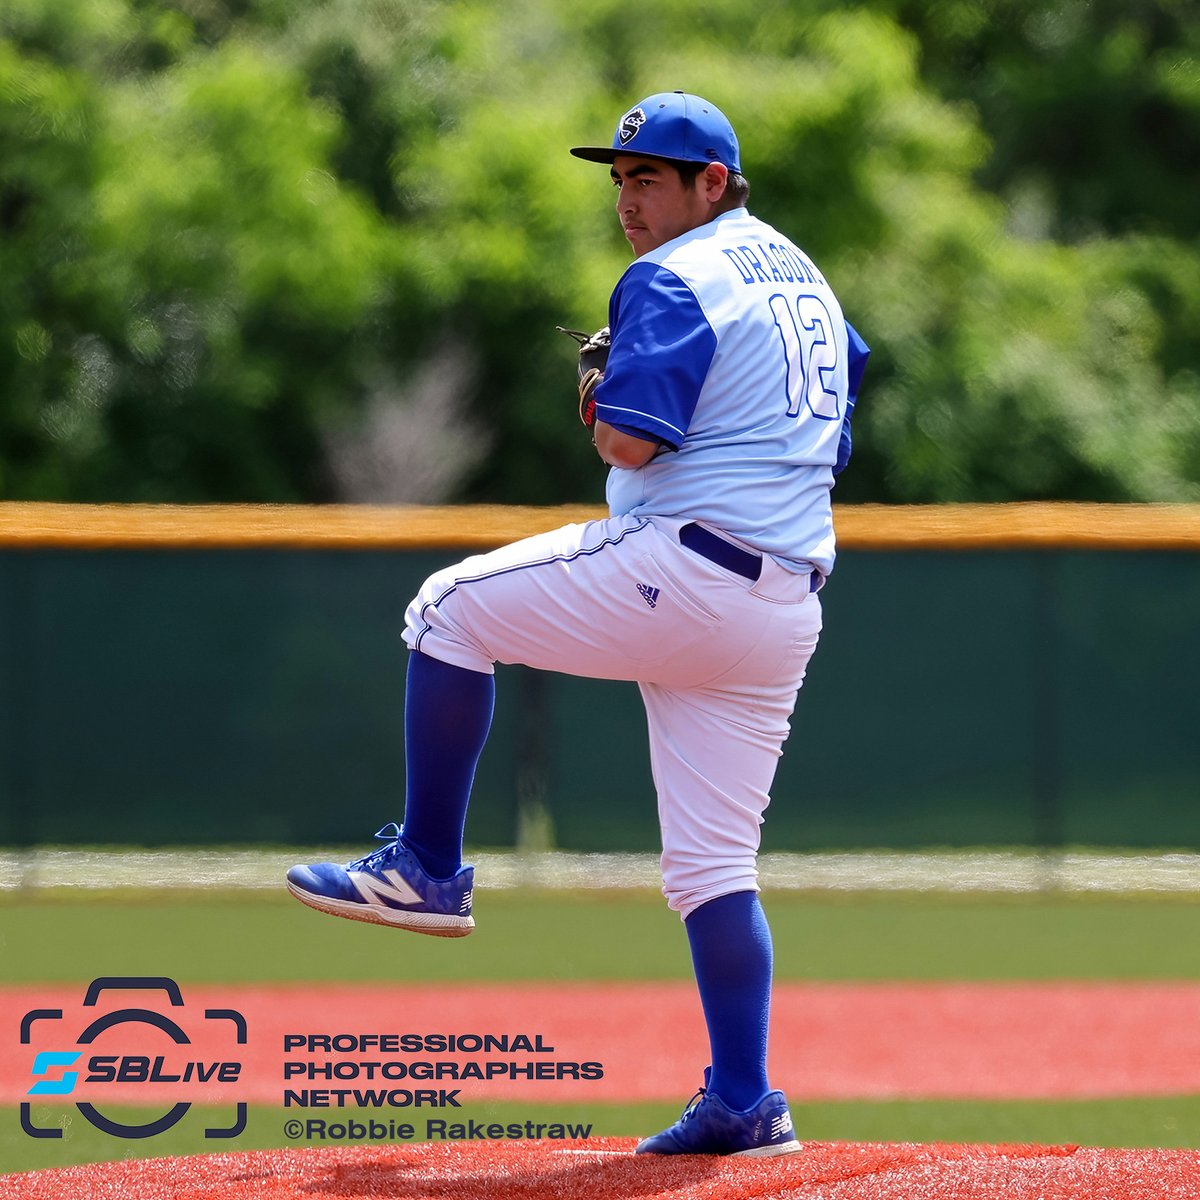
[578,367,602,428]
[557,325,611,428]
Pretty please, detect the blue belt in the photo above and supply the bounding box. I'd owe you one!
[679,522,762,581]
[678,523,824,591]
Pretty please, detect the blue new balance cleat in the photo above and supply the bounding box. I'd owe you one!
[286,823,475,937]
[635,1069,802,1156]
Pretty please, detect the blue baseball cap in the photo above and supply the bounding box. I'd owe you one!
[570,91,741,173]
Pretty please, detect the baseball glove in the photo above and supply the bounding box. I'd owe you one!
[557,325,610,428]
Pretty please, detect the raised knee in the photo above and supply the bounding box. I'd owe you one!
[661,852,759,920]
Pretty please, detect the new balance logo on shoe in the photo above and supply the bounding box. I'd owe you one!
[770,1111,794,1139]
[348,868,423,908]
[637,583,661,609]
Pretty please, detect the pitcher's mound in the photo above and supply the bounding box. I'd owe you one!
[2,1138,1200,1199]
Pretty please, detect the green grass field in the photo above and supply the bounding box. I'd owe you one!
[3,886,1199,1174]
[5,887,1200,984]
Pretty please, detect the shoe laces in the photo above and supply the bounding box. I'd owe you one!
[348,823,406,871]
[678,1084,707,1124]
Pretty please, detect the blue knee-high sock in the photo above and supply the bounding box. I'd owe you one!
[684,890,774,1111]
[399,650,495,880]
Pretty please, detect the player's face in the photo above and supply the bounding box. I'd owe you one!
[611,156,712,257]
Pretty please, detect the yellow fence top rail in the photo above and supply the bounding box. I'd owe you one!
[0,501,1198,551]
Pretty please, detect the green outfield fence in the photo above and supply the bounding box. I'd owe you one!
[1,502,1198,852]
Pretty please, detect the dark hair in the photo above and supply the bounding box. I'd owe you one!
[726,171,750,206]
[673,160,750,207]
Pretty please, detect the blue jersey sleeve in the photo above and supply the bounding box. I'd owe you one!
[593,262,718,450]
[834,320,870,476]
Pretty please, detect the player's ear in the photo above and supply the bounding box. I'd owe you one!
[702,162,729,201]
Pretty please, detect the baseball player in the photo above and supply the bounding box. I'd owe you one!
[288,91,869,1156]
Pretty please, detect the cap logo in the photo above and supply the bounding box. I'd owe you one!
[618,107,646,146]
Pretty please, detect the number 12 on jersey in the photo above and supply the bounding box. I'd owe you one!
[769,292,841,421]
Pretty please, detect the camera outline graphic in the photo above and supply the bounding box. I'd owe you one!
[21,976,247,1140]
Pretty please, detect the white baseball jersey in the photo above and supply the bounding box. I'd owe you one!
[593,208,868,578]
[404,205,868,916]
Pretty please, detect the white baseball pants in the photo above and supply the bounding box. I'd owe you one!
[403,514,822,917]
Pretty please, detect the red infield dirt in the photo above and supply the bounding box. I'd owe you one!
[5,980,1200,1104]
[2,1139,1199,1200]
[5,981,1200,1198]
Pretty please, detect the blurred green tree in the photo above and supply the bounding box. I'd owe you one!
[889,0,1200,241]
[2,0,396,500]
[1,0,1197,504]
